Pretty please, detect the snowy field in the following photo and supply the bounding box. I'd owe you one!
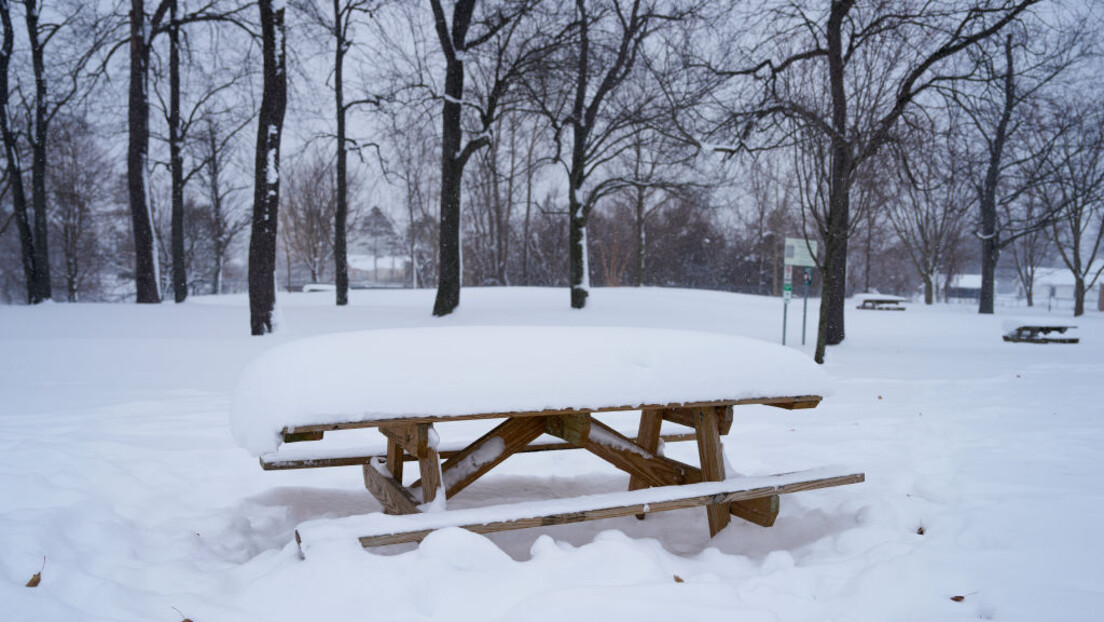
[2,287,1102,621]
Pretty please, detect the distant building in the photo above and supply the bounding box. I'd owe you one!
[1023,264,1104,311]
[348,254,409,286]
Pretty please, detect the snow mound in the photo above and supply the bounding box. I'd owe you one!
[230,326,831,455]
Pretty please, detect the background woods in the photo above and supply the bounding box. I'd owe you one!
[0,0,1100,357]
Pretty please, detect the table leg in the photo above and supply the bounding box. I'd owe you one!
[386,437,404,483]
[415,423,444,506]
[630,409,664,519]
[695,406,731,537]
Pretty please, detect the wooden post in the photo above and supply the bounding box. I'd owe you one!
[386,437,405,484]
[695,406,731,537]
[415,423,443,506]
[629,408,664,492]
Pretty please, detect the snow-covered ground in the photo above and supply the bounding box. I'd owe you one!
[2,287,1101,621]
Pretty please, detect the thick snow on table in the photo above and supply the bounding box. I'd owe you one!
[231,326,830,455]
[854,293,908,303]
[1001,317,1077,332]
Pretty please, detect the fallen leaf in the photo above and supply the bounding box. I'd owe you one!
[673,575,684,583]
[877,395,883,400]
[951,595,965,602]
[172,606,194,622]
[25,556,45,588]
[916,525,925,535]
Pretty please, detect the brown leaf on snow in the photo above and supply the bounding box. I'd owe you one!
[673,575,685,583]
[951,595,966,602]
[25,557,45,588]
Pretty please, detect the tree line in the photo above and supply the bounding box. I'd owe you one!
[0,0,1101,362]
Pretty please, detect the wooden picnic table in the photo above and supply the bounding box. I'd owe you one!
[232,326,865,548]
[1002,320,1079,344]
[854,294,907,311]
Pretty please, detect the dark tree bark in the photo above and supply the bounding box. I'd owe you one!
[128,0,165,303]
[25,0,50,301]
[168,0,187,302]
[332,0,349,306]
[429,0,478,317]
[248,0,287,334]
[977,36,1015,314]
[0,0,38,304]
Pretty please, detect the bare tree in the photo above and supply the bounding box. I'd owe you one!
[0,0,37,303]
[710,0,1038,362]
[47,113,113,301]
[427,0,544,316]
[1042,102,1104,317]
[886,122,974,304]
[248,0,287,334]
[279,152,338,283]
[200,117,248,294]
[943,25,1080,314]
[293,0,381,305]
[526,0,689,308]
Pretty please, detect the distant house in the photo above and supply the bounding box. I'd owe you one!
[943,273,982,301]
[348,254,409,286]
[933,272,1019,304]
[1024,264,1104,311]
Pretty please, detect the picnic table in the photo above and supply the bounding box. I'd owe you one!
[854,293,907,311]
[232,326,864,548]
[1002,319,1079,344]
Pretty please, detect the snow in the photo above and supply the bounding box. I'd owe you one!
[3,287,1104,621]
[230,326,830,455]
[853,292,909,303]
[1001,316,1077,331]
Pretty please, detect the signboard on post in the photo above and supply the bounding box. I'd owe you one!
[784,238,818,267]
[782,239,817,348]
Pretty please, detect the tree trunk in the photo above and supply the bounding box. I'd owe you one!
[978,36,1014,315]
[923,274,934,305]
[26,0,50,301]
[569,201,588,307]
[1074,276,1085,317]
[333,0,349,306]
[248,0,287,335]
[814,2,853,365]
[128,0,160,303]
[432,55,465,316]
[169,0,187,303]
[634,186,645,287]
[0,1,38,304]
[206,121,224,295]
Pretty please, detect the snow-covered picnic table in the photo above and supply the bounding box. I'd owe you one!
[1001,318,1079,344]
[854,293,908,310]
[231,326,864,547]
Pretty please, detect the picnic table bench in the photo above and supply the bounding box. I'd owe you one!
[232,326,864,549]
[1002,319,1079,344]
[854,293,907,311]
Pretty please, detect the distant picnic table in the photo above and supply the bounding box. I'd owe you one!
[1002,319,1079,344]
[854,293,908,311]
[232,327,864,549]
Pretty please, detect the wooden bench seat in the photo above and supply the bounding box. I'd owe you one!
[294,467,865,550]
[260,430,700,471]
